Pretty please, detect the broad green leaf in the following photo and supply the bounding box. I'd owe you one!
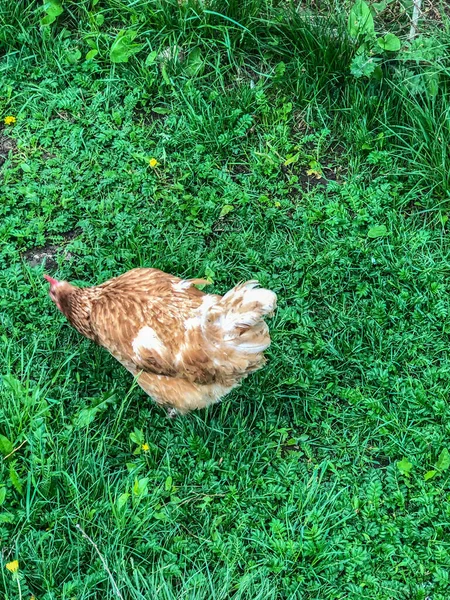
[85,49,98,61]
[436,448,450,471]
[348,1,375,38]
[41,15,55,26]
[43,0,64,17]
[355,42,367,55]
[274,61,286,79]
[377,33,401,52]
[165,476,173,492]
[9,464,23,495]
[161,63,171,86]
[133,477,149,498]
[219,204,234,218]
[1,374,24,395]
[372,0,394,12]
[0,434,13,456]
[95,13,104,26]
[425,71,439,97]
[41,0,63,26]
[73,394,116,429]
[368,224,388,238]
[284,152,300,166]
[152,106,171,114]
[153,511,168,520]
[0,487,6,506]
[205,267,215,284]
[130,428,144,445]
[66,49,82,64]
[73,407,97,428]
[145,51,158,66]
[109,30,144,64]
[424,470,437,481]
[116,493,130,511]
[185,47,204,76]
[397,457,413,477]
[372,65,383,81]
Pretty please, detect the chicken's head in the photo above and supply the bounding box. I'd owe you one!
[44,274,73,312]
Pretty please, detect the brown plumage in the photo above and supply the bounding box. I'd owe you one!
[44,268,277,415]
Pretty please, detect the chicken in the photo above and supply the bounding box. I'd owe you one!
[44,268,276,415]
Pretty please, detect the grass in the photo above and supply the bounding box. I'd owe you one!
[1,0,450,598]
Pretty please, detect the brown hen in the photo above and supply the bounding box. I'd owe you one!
[44,268,276,414]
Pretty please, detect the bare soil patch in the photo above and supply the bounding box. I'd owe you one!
[0,131,16,168]
[23,229,82,270]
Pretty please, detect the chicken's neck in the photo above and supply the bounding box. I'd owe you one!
[61,286,99,342]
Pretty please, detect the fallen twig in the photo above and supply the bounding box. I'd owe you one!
[3,440,27,461]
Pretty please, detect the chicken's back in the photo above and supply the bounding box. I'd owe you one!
[90,268,212,373]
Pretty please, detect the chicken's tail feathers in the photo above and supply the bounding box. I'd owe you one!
[222,280,277,319]
[208,281,277,354]
[218,280,277,327]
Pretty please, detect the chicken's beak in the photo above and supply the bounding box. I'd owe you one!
[44,274,59,287]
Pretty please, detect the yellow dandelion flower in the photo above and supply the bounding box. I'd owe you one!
[4,115,16,125]
[141,443,150,452]
[149,158,159,168]
[6,560,19,573]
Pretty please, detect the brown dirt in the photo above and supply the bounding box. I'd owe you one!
[228,162,250,182]
[134,106,169,126]
[24,245,64,270]
[0,131,16,168]
[41,150,55,160]
[23,229,82,270]
[296,168,338,191]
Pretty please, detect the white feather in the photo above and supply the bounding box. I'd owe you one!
[132,326,165,359]
[173,280,192,292]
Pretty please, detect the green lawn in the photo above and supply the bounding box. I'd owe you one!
[1,1,450,598]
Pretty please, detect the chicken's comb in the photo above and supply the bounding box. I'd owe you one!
[44,274,58,286]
